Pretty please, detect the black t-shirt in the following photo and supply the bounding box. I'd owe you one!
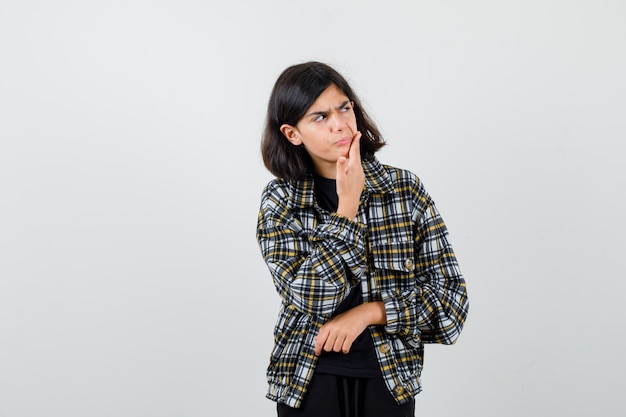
[312,174,381,378]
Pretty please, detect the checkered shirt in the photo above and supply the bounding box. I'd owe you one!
[256,157,469,408]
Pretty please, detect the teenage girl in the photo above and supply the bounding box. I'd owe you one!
[256,61,469,417]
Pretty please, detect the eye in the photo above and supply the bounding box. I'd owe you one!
[340,104,352,112]
[313,114,326,122]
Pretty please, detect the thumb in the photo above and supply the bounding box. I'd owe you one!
[336,156,347,178]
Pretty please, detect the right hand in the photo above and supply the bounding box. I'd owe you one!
[335,129,364,219]
[314,302,386,356]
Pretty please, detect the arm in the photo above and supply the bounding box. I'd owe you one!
[256,182,367,317]
[257,130,366,317]
[382,180,469,345]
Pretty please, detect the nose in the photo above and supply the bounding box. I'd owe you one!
[329,114,346,132]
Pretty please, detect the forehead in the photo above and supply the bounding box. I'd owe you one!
[308,84,349,109]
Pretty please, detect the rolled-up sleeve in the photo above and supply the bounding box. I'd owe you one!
[381,178,469,345]
[257,180,368,317]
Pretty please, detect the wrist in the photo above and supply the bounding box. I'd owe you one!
[335,204,358,220]
[363,302,387,326]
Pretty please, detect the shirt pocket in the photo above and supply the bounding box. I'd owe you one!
[370,240,416,289]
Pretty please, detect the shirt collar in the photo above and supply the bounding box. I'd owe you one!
[287,157,394,210]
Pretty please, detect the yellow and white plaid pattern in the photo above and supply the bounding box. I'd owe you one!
[257,157,469,408]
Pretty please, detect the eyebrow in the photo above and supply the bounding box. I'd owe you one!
[305,100,351,118]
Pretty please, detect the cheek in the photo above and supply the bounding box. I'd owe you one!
[348,118,358,133]
[346,113,357,129]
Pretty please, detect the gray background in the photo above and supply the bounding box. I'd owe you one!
[1,1,625,416]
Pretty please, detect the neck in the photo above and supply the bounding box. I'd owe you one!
[313,162,336,179]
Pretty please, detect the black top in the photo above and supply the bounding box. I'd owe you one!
[312,174,381,378]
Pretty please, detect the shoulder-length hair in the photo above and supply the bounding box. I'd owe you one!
[261,61,386,180]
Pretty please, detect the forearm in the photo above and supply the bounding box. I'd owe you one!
[358,301,387,326]
[259,213,367,316]
[382,270,468,344]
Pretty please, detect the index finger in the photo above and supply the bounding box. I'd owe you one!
[349,130,362,160]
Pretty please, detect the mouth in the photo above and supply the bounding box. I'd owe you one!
[335,137,351,146]
[335,125,354,147]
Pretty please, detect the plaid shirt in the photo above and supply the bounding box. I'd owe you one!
[256,157,469,408]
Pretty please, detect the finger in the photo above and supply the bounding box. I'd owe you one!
[324,333,338,353]
[343,125,355,157]
[336,157,346,177]
[333,334,346,352]
[349,131,362,160]
[314,329,328,356]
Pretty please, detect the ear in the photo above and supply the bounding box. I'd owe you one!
[280,124,302,146]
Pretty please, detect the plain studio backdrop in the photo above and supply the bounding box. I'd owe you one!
[1,1,624,416]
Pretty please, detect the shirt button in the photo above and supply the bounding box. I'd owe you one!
[394,385,405,396]
[404,258,414,270]
[379,343,391,354]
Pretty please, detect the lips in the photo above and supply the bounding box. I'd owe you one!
[335,137,351,146]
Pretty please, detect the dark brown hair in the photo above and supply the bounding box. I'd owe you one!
[261,61,386,180]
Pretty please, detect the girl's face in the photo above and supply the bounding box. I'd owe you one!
[280,83,357,179]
